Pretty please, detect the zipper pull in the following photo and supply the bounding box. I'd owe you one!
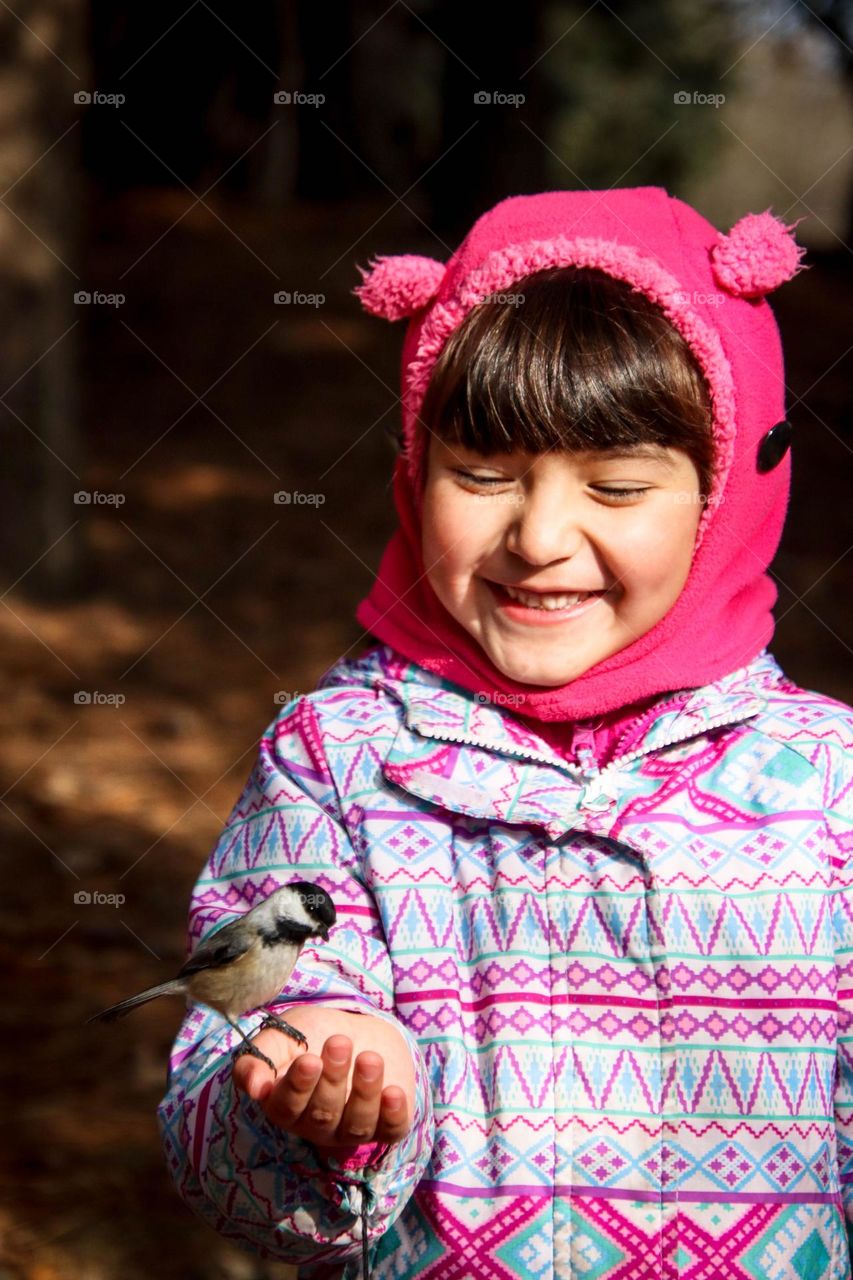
[573,728,599,776]
[579,775,618,811]
[574,736,618,811]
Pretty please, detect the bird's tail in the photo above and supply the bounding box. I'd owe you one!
[86,980,185,1024]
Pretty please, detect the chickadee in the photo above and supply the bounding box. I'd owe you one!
[87,880,336,1075]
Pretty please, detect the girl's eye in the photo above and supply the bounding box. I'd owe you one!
[592,485,650,502]
[453,471,651,500]
[453,469,508,487]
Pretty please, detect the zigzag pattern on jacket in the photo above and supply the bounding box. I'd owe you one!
[158,642,853,1279]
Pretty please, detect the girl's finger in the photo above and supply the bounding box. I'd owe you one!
[333,1052,385,1145]
[232,1056,261,1097]
[374,1086,411,1145]
[232,1029,299,1098]
[292,1035,353,1143]
[262,1052,324,1129]
[233,1056,274,1100]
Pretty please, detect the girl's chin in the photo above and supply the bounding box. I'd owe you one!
[483,646,594,687]
[502,669,586,687]
[477,621,625,685]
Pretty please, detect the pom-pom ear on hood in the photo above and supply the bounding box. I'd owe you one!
[353,253,445,321]
[710,210,808,299]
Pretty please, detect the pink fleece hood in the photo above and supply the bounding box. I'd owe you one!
[351,187,807,720]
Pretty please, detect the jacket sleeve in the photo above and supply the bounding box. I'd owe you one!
[156,694,434,1271]
[829,725,853,1251]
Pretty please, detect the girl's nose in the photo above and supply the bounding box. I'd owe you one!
[505,492,586,566]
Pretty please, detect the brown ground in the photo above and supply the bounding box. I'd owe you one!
[1,189,851,1280]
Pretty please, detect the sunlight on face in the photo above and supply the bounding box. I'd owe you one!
[421,437,704,686]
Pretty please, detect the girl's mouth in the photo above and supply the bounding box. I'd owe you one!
[486,580,608,623]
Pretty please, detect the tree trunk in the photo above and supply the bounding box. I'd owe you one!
[0,0,88,599]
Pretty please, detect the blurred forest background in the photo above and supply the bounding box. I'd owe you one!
[1,2,852,1278]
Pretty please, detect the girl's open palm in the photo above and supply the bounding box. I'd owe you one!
[232,1005,415,1151]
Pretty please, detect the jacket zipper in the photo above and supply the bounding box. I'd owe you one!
[574,703,763,809]
[607,689,695,762]
[406,702,761,788]
[410,723,572,770]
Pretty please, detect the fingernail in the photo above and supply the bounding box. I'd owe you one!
[327,1043,349,1064]
[360,1063,381,1082]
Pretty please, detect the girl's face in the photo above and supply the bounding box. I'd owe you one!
[422,437,705,687]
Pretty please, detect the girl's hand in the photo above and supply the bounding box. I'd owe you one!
[232,1004,415,1151]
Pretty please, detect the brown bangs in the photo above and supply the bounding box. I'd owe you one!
[417,265,715,497]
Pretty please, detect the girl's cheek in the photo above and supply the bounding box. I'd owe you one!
[424,503,458,558]
[425,487,506,570]
[624,516,697,591]
[620,508,682,553]
[598,521,647,567]
[429,494,478,551]
[421,491,449,551]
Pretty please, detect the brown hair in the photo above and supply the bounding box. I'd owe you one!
[416,265,715,498]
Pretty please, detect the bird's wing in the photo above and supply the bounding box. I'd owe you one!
[176,923,252,979]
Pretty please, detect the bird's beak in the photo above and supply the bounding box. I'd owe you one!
[317,925,329,941]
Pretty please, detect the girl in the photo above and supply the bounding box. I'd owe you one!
[157,188,853,1280]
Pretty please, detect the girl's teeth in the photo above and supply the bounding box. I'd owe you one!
[503,586,591,610]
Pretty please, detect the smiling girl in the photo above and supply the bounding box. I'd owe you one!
[158,189,853,1280]
[422,435,703,686]
[417,261,712,689]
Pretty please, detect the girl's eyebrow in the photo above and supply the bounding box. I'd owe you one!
[582,444,676,468]
[444,441,677,470]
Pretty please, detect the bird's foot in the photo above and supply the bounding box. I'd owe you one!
[258,1011,308,1048]
[232,1040,278,1077]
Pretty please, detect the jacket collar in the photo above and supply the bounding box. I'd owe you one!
[377,648,779,837]
[395,648,778,766]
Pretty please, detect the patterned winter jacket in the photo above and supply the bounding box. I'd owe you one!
[157,641,853,1280]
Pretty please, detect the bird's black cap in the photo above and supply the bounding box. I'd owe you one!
[290,880,336,937]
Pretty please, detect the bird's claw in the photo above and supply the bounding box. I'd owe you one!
[233,1040,278,1077]
[258,1011,308,1048]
